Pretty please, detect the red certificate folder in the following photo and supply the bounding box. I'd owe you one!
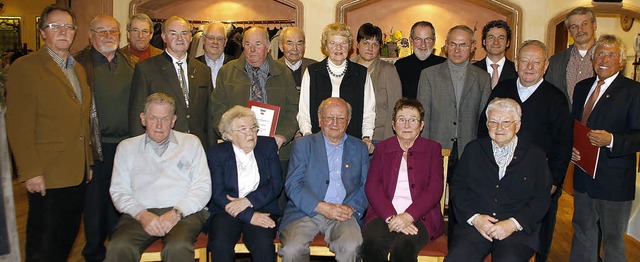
[247,101,280,137]
[573,120,599,178]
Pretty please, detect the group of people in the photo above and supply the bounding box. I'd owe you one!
[4,4,640,262]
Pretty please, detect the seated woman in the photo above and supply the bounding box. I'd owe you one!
[362,98,444,261]
[446,98,551,262]
[207,106,283,262]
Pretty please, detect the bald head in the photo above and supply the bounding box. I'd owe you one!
[89,15,120,58]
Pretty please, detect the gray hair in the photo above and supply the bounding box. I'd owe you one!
[446,25,476,44]
[318,97,352,118]
[485,98,521,121]
[279,27,306,44]
[218,106,258,141]
[593,34,627,64]
[144,93,176,115]
[127,13,153,32]
[564,7,596,28]
[518,39,548,59]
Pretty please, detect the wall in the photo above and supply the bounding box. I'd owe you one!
[0,0,54,52]
[150,0,295,22]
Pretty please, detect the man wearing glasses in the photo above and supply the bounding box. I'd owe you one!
[129,16,214,148]
[6,5,92,261]
[121,13,163,64]
[196,22,236,89]
[73,15,134,262]
[394,21,446,99]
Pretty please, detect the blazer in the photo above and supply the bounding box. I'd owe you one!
[129,52,214,147]
[472,57,517,84]
[451,137,552,251]
[364,136,444,241]
[212,54,299,159]
[207,136,283,224]
[119,44,163,65]
[416,61,492,158]
[572,74,640,201]
[6,48,93,188]
[280,132,370,232]
[545,45,573,101]
[352,56,403,141]
[195,53,237,65]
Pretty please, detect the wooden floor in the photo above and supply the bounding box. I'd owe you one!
[10,180,640,261]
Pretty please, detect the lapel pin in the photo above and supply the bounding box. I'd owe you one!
[345,164,349,168]
[190,75,194,79]
[605,94,610,98]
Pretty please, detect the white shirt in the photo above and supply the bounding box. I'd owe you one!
[484,56,506,79]
[297,60,377,138]
[205,53,225,89]
[110,131,212,218]
[232,143,260,198]
[285,58,302,71]
[517,78,544,102]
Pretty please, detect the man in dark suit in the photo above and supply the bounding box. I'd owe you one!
[546,7,597,105]
[195,22,236,89]
[477,40,572,262]
[6,5,93,261]
[120,13,163,64]
[74,14,134,262]
[395,21,446,99]
[279,97,369,262]
[569,34,640,262]
[277,26,317,90]
[472,20,517,89]
[129,16,214,148]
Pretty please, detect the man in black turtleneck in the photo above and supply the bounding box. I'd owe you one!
[394,21,446,99]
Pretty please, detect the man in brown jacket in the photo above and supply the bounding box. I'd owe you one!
[6,5,92,261]
[120,13,163,64]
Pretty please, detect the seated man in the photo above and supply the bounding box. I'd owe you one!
[279,97,369,262]
[106,93,211,261]
[446,98,551,262]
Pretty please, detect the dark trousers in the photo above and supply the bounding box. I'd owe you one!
[362,218,430,262]
[446,140,459,246]
[446,227,533,262]
[83,142,120,262]
[536,187,562,262]
[208,212,277,262]
[26,182,86,262]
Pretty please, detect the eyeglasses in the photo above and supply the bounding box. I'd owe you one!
[91,29,120,37]
[44,23,77,32]
[447,42,471,49]
[594,52,620,60]
[147,116,173,125]
[129,28,150,35]
[233,125,260,134]
[396,117,420,125]
[203,34,225,42]
[487,120,518,129]
[413,37,435,43]
[321,115,348,124]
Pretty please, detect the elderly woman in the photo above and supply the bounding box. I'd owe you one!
[362,98,444,261]
[297,22,376,152]
[206,106,283,262]
[353,23,402,142]
[447,98,551,262]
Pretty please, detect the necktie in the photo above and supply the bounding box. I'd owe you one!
[490,63,500,88]
[250,67,265,102]
[176,61,189,106]
[581,79,605,124]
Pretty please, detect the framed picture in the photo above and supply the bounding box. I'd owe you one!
[0,17,21,53]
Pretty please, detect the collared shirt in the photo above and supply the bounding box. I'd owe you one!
[244,60,270,102]
[285,58,302,71]
[205,53,225,89]
[566,46,595,103]
[44,46,82,101]
[166,51,190,93]
[516,78,544,102]
[232,143,260,198]
[92,48,118,72]
[585,72,618,149]
[492,136,518,180]
[144,131,177,156]
[323,133,348,204]
[484,56,506,79]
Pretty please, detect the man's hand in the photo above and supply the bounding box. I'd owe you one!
[472,214,498,241]
[362,137,375,154]
[273,134,287,149]
[551,185,557,194]
[225,195,252,217]
[25,176,46,196]
[294,130,303,140]
[587,130,612,148]
[571,147,581,162]
[388,213,417,235]
[136,210,164,237]
[250,212,276,228]
[87,169,93,183]
[486,219,517,241]
[158,209,181,234]
[316,202,353,221]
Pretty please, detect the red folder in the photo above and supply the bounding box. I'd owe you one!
[573,120,599,178]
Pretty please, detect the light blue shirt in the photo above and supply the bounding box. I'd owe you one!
[323,133,348,204]
[516,77,543,102]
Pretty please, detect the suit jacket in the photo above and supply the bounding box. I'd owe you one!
[572,74,640,201]
[212,54,299,159]
[6,48,93,188]
[280,132,370,232]
[545,45,573,101]
[195,53,237,65]
[207,136,283,224]
[416,61,492,158]
[451,137,551,251]
[352,56,402,141]
[119,44,163,65]
[477,79,572,187]
[364,136,444,241]
[472,57,517,84]
[129,52,214,147]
